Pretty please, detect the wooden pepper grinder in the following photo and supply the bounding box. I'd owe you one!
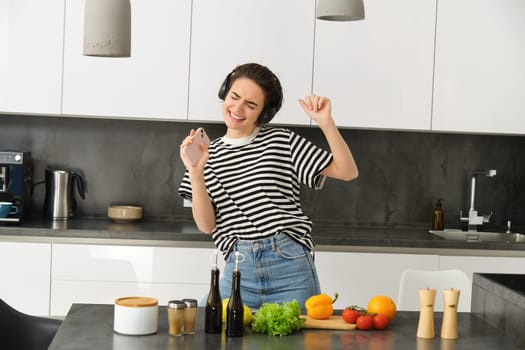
[441,288,460,339]
[417,288,436,339]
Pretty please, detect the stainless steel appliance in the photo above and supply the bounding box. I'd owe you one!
[43,168,85,220]
[0,151,32,224]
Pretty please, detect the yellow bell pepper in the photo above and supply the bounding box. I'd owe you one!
[305,293,338,320]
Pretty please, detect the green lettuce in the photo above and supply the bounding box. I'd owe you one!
[251,300,305,336]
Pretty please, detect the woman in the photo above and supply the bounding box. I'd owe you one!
[179,63,358,310]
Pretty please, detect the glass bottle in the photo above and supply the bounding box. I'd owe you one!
[226,251,244,337]
[205,250,222,333]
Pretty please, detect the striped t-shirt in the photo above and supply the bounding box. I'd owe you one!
[178,126,332,256]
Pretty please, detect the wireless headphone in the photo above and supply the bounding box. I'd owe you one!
[217,69,281,125]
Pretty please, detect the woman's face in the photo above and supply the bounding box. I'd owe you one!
[222,77,266,138]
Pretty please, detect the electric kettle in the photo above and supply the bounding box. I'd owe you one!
[44,168,85,220]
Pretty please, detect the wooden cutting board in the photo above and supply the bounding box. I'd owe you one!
[301,315,356,330]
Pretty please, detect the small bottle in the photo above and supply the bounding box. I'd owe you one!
[226,251,244,337]
[182,298,198,334]
[167,300,186,336]
[205,251,222,333]
[432,199,444,230]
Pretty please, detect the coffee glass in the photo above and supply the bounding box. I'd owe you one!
[0,202,19,218]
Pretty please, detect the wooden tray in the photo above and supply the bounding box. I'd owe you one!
[301,315,356,330]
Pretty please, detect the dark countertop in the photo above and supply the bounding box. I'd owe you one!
[48,304,524,350]
[1,218,525,255]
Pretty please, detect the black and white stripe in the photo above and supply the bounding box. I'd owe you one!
[179,126,332,256]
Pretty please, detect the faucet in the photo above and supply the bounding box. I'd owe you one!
[460,169,496,231]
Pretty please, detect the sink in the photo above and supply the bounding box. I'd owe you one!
[429,229,525,242]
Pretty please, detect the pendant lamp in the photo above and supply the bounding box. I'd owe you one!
[83,0,131,57]
[316,0,365,21]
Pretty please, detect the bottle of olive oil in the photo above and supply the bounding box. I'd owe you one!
[432,199,444,230]
[226,251,244,337]
[205,251,222,333]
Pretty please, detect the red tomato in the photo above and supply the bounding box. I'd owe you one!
[356,315,373,330]
[342,308,361,324]
[373,313,390,330]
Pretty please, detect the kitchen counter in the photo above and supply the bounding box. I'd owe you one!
[1,218,525,256]
[48,304,524,350]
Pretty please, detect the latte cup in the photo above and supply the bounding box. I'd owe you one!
[0,202,19,218]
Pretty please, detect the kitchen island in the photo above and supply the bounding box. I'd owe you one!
[48,304,524,350]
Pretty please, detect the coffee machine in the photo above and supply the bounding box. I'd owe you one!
[0,151,32,223]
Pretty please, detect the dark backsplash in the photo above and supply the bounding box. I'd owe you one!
[1,114,524,231]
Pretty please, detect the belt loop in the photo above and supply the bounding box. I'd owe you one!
[271,235,277,252]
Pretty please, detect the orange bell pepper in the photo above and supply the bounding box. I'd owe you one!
[305,293,339,320]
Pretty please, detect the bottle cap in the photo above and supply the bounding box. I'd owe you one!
[182,298,198,308]
[168,300,186,309]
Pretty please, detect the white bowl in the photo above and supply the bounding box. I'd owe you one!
[108,205,143,223]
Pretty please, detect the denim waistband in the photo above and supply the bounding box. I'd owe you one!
[233,233,291,253]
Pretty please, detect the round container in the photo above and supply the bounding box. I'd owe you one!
[114,296,158,335]
[108,205,143,223]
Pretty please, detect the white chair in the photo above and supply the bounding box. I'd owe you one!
[397,269,472,312]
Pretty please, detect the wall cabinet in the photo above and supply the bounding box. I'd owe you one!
[188,0,316,125]
[50,244,225,316]
[313,0,436,131]
[432,0,525,134]
[61,0,191,120]
[3,0,525,134]
[0,242,52,316]
[0,0,63,114]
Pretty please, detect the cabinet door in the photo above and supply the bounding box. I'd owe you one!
[314,0,436,130]
[188,0,316,125]
[440,255,525,280]
[439,255,525,312]
[51,244,224,316]
[0,242,52,316]
[432,0,525,134]
[62,0,191,120]
[0,0,63,114]
[315,251,439,309]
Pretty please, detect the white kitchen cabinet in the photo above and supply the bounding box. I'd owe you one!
[439,255,525,282]
[0,242,52,316]
[61,0,191,120]
[315,251,440,310]
[0,0,64,114]
[313,0,436,130]
[432,0,525,134]
[188,0,316,125]
[50,243,224,316]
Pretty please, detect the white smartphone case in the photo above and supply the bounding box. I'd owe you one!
[183,128,210,165]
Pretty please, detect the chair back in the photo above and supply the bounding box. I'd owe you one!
[0,298,62,350]
[397,269,472,312]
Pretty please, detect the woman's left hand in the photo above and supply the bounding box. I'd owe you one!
[298,94,334,129]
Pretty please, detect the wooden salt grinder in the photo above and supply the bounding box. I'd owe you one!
[417,287,436,339]
[441,288,460,339]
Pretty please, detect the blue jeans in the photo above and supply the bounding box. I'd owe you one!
[218,233,321,311]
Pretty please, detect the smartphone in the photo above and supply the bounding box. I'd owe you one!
[183,128,211,165]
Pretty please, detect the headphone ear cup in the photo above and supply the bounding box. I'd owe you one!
[218,72,233,100]
[258,106,277,124]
